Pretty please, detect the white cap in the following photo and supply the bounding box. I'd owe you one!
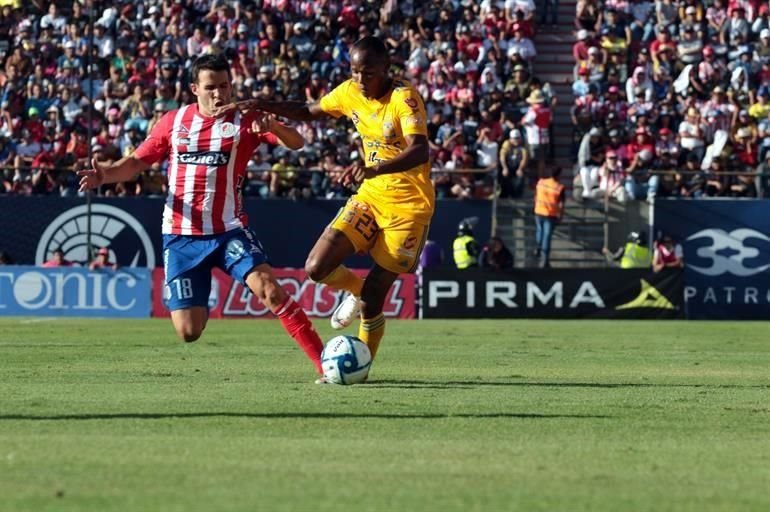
[93,99,105,112]
[577,29,588,40]
[237,24,248,33]
[293,22,304,32]
[685,6,696,13]
[432,90,446,101]
[148,5,158,14]
[64,41,76,49]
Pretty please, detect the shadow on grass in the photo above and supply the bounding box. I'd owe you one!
[369,380,770,390]
[0,411,609,421]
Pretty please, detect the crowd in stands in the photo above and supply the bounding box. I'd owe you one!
[572,0,770,200]
[0,0,549,201]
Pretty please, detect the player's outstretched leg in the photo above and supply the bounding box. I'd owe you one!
[305,227,362,330]
[357,265,399,359]
[246,264,324,374]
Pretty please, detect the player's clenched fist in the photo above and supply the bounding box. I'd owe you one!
[76,157,106,192]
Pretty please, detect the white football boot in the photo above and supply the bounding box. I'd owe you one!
[330,293,361,330]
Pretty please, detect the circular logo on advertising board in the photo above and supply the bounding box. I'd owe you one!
[35,204,156,267]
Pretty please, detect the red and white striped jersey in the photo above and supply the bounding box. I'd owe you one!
[134,104,278,235]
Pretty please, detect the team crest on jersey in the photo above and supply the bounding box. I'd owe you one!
[351,111,360,125]
[217,122,236,138]
[403,97,419,112]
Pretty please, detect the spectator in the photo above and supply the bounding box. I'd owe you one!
[653,234,684,272]
[522,89,551,177]
[42,248,74,267]
[89,247,118,271]
[498,128,528,198]
[480,236,513,270]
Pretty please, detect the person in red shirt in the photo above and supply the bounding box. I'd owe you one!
[88,247,119,271]
[42,248,74,268]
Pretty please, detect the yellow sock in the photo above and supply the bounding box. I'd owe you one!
[359,313,385,359]
[319,265,364,296]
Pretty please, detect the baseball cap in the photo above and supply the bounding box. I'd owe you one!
[148,5,159,14]
[259,39,270,49]
[64,41,75,49]
[510,130,522,139]
[685,6,696,14]
[589,127,602,136]
[659,127,671,136]
[432,90,446,102]
[577,29,589,40]
[28,107,39,117]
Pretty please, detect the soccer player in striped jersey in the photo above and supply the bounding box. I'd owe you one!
[216,37,434,371]
[77,54,325,375]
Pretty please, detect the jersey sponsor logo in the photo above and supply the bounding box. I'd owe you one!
[177,150,231,166]
[686,228,770,276]
[615,279,676,310]
[35,204,156,268]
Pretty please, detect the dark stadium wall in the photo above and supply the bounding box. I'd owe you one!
[0,197,492,269]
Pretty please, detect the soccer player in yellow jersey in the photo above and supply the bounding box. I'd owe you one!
[216,37,434,376]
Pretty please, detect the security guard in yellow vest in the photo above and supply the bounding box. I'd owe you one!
[453,219,479,270]
[603,231,652,268]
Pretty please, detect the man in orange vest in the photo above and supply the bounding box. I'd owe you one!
[533,167,565,268]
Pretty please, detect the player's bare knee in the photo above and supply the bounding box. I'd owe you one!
[177,327,202,343]
[304,257,329,282]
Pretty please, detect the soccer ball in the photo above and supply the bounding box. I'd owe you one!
[321,335,372,385]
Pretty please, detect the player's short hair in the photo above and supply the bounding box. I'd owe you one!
[191,53,231,83]
[351,36,390,64]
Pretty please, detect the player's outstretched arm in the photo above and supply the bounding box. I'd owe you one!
[251,113,304,150]
[77,156,149,192]
[215,99,329,122]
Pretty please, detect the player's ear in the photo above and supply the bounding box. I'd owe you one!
[190,82,198,96]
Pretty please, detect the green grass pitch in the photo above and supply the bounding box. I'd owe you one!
[1,318,769,512]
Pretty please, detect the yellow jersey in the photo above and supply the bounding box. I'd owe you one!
[319,78,435,224]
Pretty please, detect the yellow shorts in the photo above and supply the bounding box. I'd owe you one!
[330,197,429,274]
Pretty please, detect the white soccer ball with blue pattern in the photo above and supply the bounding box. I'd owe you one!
[321,335,372,385]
